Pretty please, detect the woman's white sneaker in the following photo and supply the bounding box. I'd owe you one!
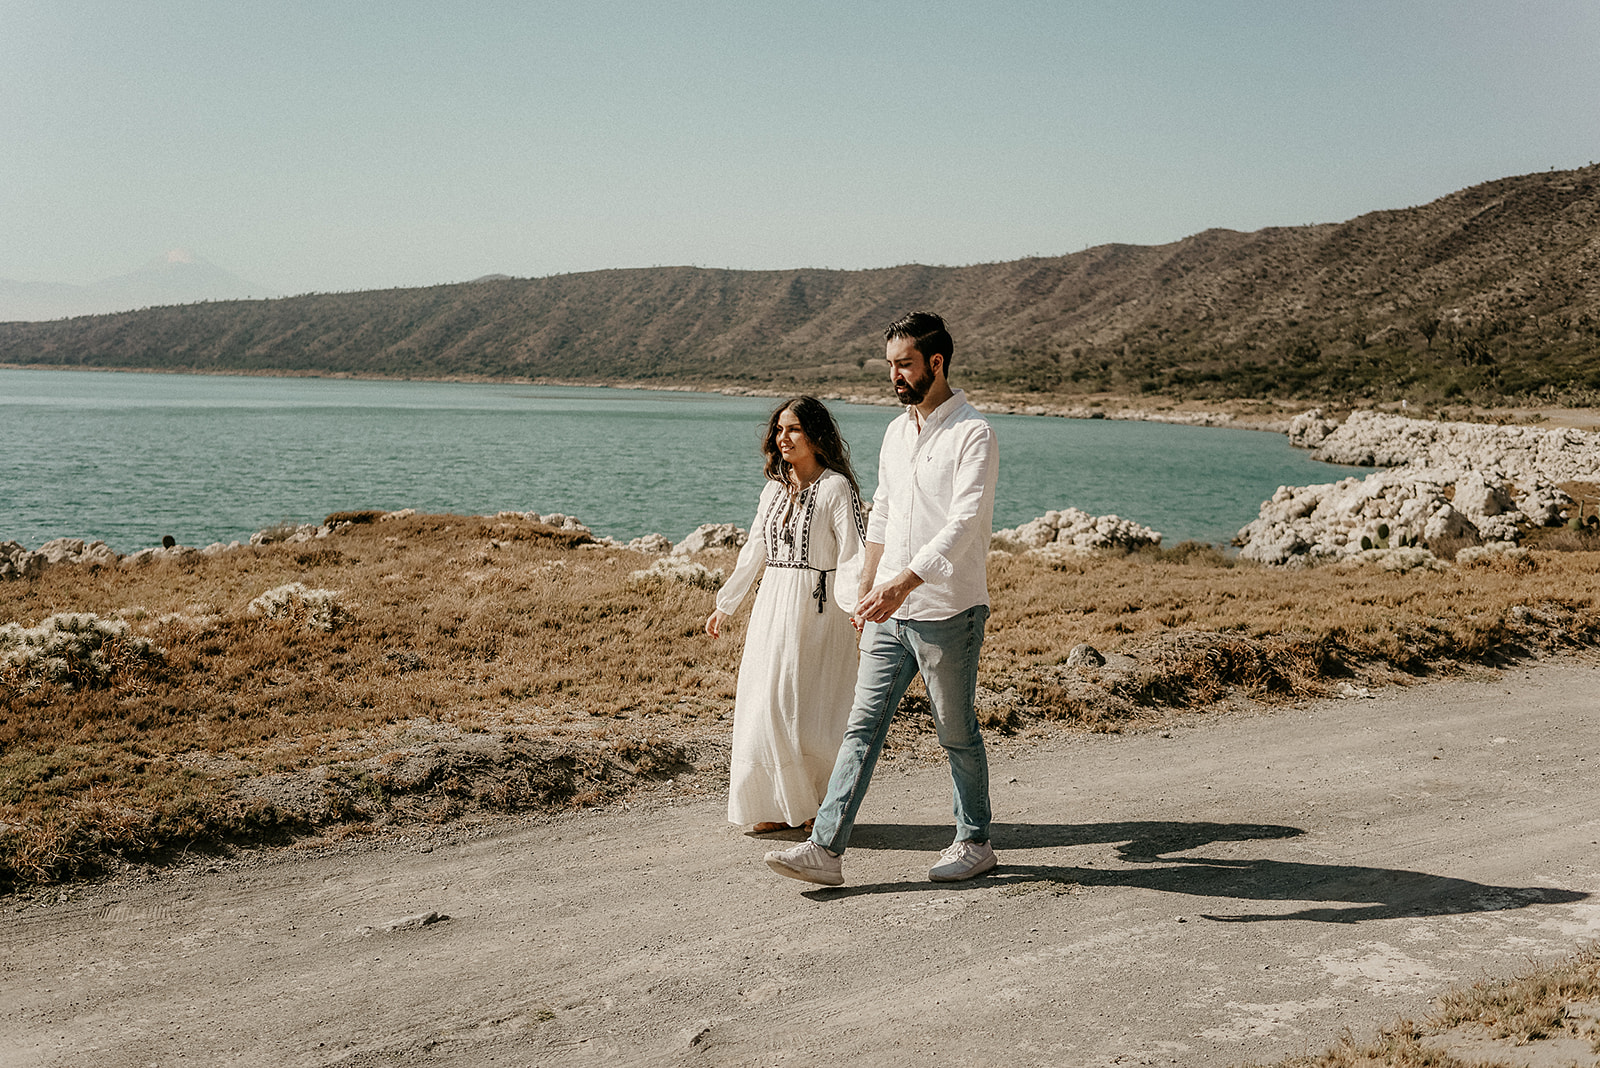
[929,840,996,881]
[765,841,844,886]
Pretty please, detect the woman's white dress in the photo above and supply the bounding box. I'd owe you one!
[715,469,867,827]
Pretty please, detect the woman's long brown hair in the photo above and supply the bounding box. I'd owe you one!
[761,395,861,499]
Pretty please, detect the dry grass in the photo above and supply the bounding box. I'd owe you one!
[1248,943,1600,1067]
[2,514,1598,888]
[0,515,731,886]
[982,542,1600,730]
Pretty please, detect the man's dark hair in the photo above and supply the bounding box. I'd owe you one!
[884,311,954,374]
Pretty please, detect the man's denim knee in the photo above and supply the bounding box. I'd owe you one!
[905,606,991,842]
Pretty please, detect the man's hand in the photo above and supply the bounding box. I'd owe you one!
[854,568,923,624]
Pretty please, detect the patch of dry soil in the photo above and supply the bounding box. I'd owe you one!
[4,658,1599,1067]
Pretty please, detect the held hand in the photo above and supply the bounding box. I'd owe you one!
[850,581,872,632]
[854,570,920,624]
[705,609,730,638]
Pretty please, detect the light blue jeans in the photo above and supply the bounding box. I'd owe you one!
[811,605,991,855]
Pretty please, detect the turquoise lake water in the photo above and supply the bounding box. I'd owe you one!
[0,368,1362,553]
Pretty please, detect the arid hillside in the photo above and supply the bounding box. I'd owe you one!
[2,165,1598,406]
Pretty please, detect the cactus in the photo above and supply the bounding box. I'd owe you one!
[0,612,161,692]
[1377,523,1390,541]
[1360,535,1373,551]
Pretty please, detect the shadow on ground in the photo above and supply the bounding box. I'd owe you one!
[815,820,1588,922]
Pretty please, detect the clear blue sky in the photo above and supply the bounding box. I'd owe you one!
[2,0,1596,295]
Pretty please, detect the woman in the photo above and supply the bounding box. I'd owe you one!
[706,396,867,835]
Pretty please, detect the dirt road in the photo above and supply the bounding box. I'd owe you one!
[4,658,1599,1067]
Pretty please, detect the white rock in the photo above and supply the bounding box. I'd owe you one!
[627,533,673,554]
[1237,410,1600,565]
[671,523,748,555]
[1519,482,1574,526]
[36,537,87,563]
[1452,471,1513,518]
[1286,408,1337,449]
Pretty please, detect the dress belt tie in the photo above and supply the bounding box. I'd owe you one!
[809,567,835,613]
[762,558,836,613]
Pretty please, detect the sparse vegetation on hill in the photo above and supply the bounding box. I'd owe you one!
[2,166,1598,408]
[2,513,1597,888]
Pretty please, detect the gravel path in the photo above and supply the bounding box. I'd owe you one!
[4,657,1599,1067]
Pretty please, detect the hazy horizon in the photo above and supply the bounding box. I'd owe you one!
[3,2,1597,302]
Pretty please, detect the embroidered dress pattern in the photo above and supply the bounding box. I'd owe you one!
[714,470,867,827]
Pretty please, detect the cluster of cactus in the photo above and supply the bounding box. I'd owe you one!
[0,612,161,692]
[1359,523,1424,552]
[247,582,350,632]
[628,557,725,591]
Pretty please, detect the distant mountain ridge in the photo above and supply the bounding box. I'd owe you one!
[2,166,1598,407]
[0,251,275,321]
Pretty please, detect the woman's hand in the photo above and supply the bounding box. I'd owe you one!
[705,609,731,638]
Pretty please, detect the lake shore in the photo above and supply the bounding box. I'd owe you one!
[8,359,1600,432]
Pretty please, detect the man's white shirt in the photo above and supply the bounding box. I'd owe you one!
[866,388,998,621]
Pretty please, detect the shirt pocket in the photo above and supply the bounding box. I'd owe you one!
[913,448,957,505]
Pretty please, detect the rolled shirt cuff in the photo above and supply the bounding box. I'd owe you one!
[909,546,953,582]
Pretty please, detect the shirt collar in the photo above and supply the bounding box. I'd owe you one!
[910,388,967,433]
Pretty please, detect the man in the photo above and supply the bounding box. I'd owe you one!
[764,311,1000,887]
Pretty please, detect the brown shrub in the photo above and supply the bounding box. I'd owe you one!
[324,510,386,525]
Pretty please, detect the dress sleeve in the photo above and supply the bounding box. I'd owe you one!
[714,483,772,614]
[827,475,868,617]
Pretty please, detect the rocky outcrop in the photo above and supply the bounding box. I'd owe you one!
[1286,409,1337,449]
[501,510,678,553]
[671,523,748,556]
[625,533,673,554]
[991,508,1162,556]
[1309,410,1600,483]
[1235,410,1598,565]
[0,541,45,580]
[2,538,121,580]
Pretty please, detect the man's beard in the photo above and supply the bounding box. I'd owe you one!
[893,367,933,405]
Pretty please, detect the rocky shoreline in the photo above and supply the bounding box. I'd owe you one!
[1235,409,1600,566]
[713,383,1255,428]
[1,504,1166,582]
[6,408,1599,581]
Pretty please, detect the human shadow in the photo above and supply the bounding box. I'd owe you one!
[812,821,1588,922]
[848,820,1305,860]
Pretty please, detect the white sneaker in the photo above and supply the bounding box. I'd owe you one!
[764,841,843,886]
[929,840,997,882]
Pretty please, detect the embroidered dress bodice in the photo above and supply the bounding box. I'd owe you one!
[758,479,868,610]
[716,470,868,619]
